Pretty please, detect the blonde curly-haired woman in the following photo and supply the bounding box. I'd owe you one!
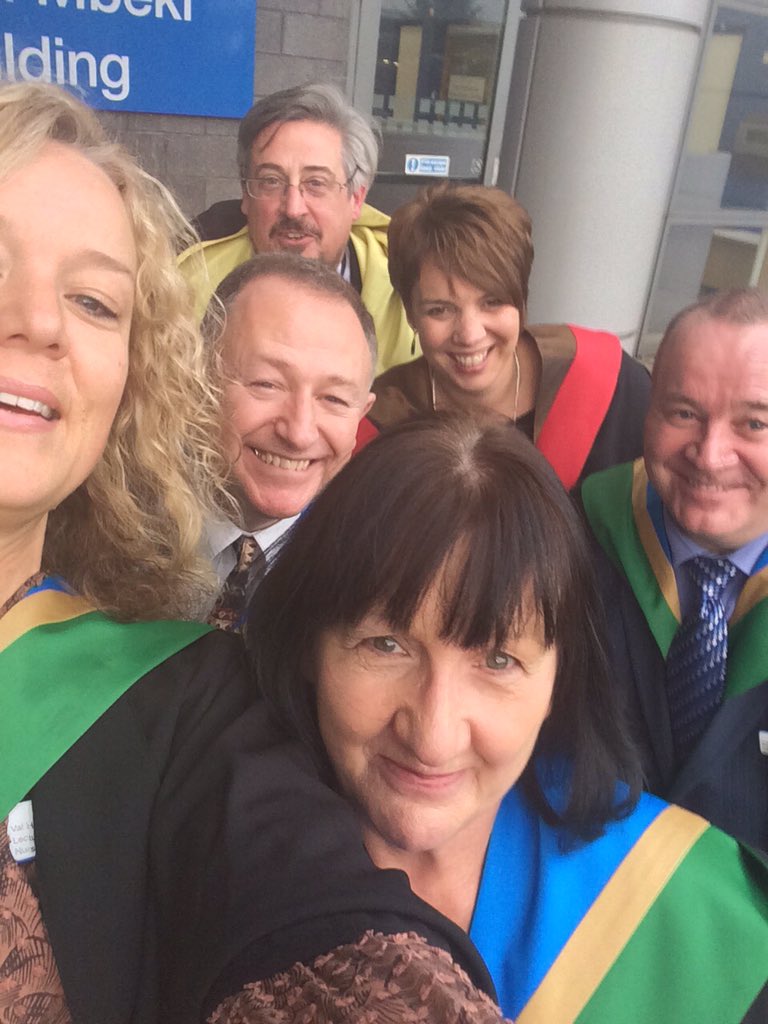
[0,83,512,1024]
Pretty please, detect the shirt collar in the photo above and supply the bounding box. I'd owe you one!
[255,514,300,552]
[204,512,300,562]
[663,507,768,577]
[337,244,351,283]
[204,515,243,562]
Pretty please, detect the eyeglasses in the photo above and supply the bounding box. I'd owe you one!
[244,171,357,201]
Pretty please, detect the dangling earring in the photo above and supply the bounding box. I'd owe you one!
[411,329,419,357]
[512,349,521,423]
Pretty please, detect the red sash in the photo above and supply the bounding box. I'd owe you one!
[358,325,622,482]
[536,325,622,490]
[354,416,379,454]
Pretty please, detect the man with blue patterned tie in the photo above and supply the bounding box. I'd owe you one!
[582,288,768,854]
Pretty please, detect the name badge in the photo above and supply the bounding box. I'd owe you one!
[7,800,36,863]
[759,731,768,756]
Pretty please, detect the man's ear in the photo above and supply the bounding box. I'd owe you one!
[351,184,367,220]
[362,391,376,418]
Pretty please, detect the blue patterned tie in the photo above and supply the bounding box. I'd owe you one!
[666,555,737,767]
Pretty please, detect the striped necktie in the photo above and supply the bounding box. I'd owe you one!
[208,535,266,634]
[666,555,737,767]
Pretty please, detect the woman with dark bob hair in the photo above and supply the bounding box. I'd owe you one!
[368,183,651,490]
[251,415,768,1024]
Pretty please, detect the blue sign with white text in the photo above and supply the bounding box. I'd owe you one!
[0,0,257,117]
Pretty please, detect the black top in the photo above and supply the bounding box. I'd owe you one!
[32,629,494,1023]
[370,345,650,491]
[193,198,247,240]
[183,700,496,1020]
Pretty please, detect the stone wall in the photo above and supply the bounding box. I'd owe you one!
[98,0,352,219]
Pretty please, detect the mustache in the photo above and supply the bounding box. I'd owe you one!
[677,468,749,490]
[270,216,321,240]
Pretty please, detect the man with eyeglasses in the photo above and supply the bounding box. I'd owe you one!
[181,83,416,375]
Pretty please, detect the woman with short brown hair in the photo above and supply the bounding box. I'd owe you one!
[372,182,650,490]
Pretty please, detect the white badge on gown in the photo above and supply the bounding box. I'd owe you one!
[7,800,36,863]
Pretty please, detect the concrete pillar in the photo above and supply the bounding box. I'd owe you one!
[502,0,710,350]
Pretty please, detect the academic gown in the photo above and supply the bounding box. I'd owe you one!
[368,324,651,490]
[582,459,768,854]
[470,772,768,1023]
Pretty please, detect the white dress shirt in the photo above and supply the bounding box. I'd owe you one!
[204,513,300,589]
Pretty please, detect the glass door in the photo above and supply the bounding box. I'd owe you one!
[352,0,521,212]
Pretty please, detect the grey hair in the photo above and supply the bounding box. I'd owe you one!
[204,252,378,381]
[237,83,380,194]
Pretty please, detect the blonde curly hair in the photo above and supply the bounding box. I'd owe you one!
[0,83,231,621]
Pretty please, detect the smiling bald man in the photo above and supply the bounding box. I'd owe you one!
[582,288,768,856]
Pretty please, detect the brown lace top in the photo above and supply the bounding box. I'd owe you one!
[209,930,513,1024]
[0,573,73,1024]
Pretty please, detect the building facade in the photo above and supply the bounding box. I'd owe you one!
[97,0,768,359]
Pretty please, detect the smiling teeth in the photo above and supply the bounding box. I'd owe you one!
[0,391,56,420]
[453,351,488,368]
[251,448,311,471]
[687,478,733,492]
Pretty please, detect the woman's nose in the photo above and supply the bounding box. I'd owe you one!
[392,663,469,767]
[453,307,486,347]
[0,269,66,356]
